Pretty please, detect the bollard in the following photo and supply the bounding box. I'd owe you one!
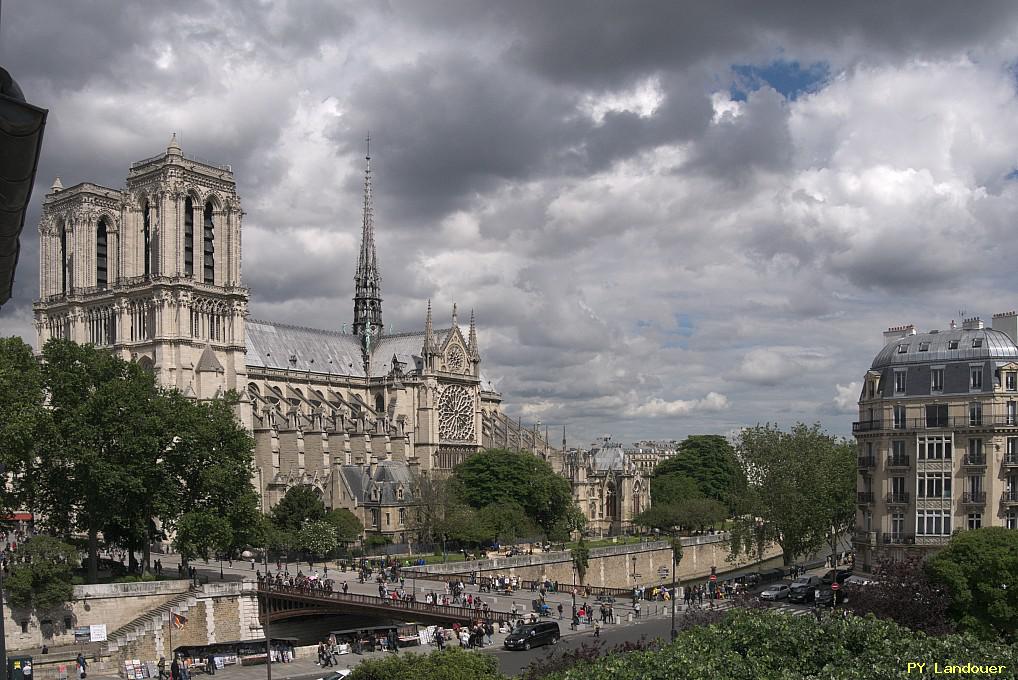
[627,612,633,623]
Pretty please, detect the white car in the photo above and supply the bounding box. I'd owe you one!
[317,670,352,680]
[844,575,876,587]
[759,584,790,601]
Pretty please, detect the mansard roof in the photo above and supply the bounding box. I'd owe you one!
[338,460,416,505]
[870,328,1018,370]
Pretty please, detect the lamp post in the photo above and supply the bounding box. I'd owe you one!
[669,537,682,641]
[0,540,7,680]
[263,550,272,680]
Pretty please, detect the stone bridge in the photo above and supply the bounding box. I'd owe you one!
[259,585,513,625]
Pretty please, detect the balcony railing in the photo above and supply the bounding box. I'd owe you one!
[857,456,876,469]
[1004,453,1018,467]
[1002,491,1018,504]
[853,416,1018,433]
[962,491,987,505]
[881,532,915,545]
[963,454,987,467]
[886,455,910,468]
[886,492,910,505]
[857,492,874,505]
[852,530,877,545]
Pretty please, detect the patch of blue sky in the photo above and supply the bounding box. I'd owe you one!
[729,60,830,101]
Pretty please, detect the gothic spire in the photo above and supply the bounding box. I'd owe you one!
[353,133,382,341]
[467,309,479,361]
[423,299,435,352]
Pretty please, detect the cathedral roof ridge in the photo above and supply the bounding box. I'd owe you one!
[248,318,353,337]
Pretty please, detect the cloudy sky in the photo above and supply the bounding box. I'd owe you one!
[4,1,1018,445]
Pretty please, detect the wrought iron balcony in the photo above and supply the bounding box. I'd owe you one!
[881,532,915,545]
[1001,491,1018,505]
[886,455,910,468]
[1004,453,1018,468]
[962,454,987,468]
[961,491,987,505]
[852,530,876,545]
[857,492,875,505]
[857,456,876,469]
[851,416,1018,434]
[886,492,910,505]
[852,420,883,433]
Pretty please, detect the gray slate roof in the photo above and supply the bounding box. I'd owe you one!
[871,328,1018,370]
[590,441,627,471]
[338,460,416,505]
[246,319,499,390]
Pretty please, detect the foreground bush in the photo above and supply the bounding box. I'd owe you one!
[543,609,1018,680]
[348,647,502,680]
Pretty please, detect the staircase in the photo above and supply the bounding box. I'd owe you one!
[104,589,199,654]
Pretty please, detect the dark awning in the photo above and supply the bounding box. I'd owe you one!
[0,67,47,308]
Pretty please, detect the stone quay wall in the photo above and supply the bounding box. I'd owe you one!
[408,534,783,589]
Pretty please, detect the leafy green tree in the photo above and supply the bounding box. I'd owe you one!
[673,497,727,531]
[542,609,1018,680]
[0,337,47,522]
[325,508,364,545]
[846,558,953,635]
[648,474,701,507]
[632,504,683,532]
[571,539,590,585]
[4,536,77,611]
[654,435,746,510]
[440,504,488,546]
[477,501,540,545]
[174,511,232,563]
[729,423,854,566]
[927,527,1018,641]
[348,647,502,680]
[270,485,327,534]
[299,520,339,563]
[451,449,580,537]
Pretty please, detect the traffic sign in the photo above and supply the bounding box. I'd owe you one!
[831,582,840,591]
[709,574,717,582]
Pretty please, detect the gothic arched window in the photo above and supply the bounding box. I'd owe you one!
[143,200,152,278]
[375,394,384,413]
[184,197,194,277]
[203,201,215,284]
[96,218,108,289]
[59,222,69,294]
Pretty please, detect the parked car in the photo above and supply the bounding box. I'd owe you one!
[790,575,822,591]
[816,587,845,608]
[821,569,853,585]
[504,622,560,651]
[844,575,876,587]
[759,584,791,601]
[788,576,821,604]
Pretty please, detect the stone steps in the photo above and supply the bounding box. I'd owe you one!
[105,590,199,653]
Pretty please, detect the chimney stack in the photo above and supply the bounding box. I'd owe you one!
[882,324,916,345]
[993,311,1018,344]
[961,317,984,331]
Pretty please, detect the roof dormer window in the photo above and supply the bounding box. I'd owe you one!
[918,342,930,352]
[897,344,909,354]
[948,340,959,350]
[972,338,983,348]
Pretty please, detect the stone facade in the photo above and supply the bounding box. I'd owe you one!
[561,437,650,535]
[852,316,1018,571]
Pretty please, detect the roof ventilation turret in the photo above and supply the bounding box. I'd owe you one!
[962,317,984,330]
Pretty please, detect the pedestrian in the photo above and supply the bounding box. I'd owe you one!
[22,661,31,680]
[251,559,255,570]
[157,657,165,680]
[205,654,216,675]
[593,620,601,637]
[557,602,563,619]
[634,601,641,619]
[170,657,180,680]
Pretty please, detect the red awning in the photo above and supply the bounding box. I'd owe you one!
[4,513,32,521]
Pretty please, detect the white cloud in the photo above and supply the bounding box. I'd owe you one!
[625,392,730,418]
[833,382,862,414]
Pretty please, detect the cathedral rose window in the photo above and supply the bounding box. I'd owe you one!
[446,345,466,372]
[439,384,475,441]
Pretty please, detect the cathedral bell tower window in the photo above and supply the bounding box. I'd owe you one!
[60,222,69,294]
[143,200,152,279]
[184,197,194,277]
[96,218,108,289]
[203,201,215,284]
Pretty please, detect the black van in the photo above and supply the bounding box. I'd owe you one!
[504,621,560,651]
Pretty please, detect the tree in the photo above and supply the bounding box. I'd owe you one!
[0,337,47,523]
[407,474,455,544]
[451,449,580,537]
[539,609,1018,680]
[654,435,746,510]
[270,485,327,534]
[571,539,590,585]
[174,511,232,563]
[927,527,1018,641]
[729,423,854,566]
[299,520,339,564]
[648,473,701,507]
[4,536,77,611]
[632,504,683,532]
[348,647,502,680]
[845,558,953,635]
[325,508,364,545]
[476,501,540,545]
[672,497,727,531]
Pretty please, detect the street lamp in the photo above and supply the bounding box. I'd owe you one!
[670,537,683,641]
[263,550,272,680]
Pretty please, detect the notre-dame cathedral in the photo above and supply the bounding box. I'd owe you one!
[32,136,648,540]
